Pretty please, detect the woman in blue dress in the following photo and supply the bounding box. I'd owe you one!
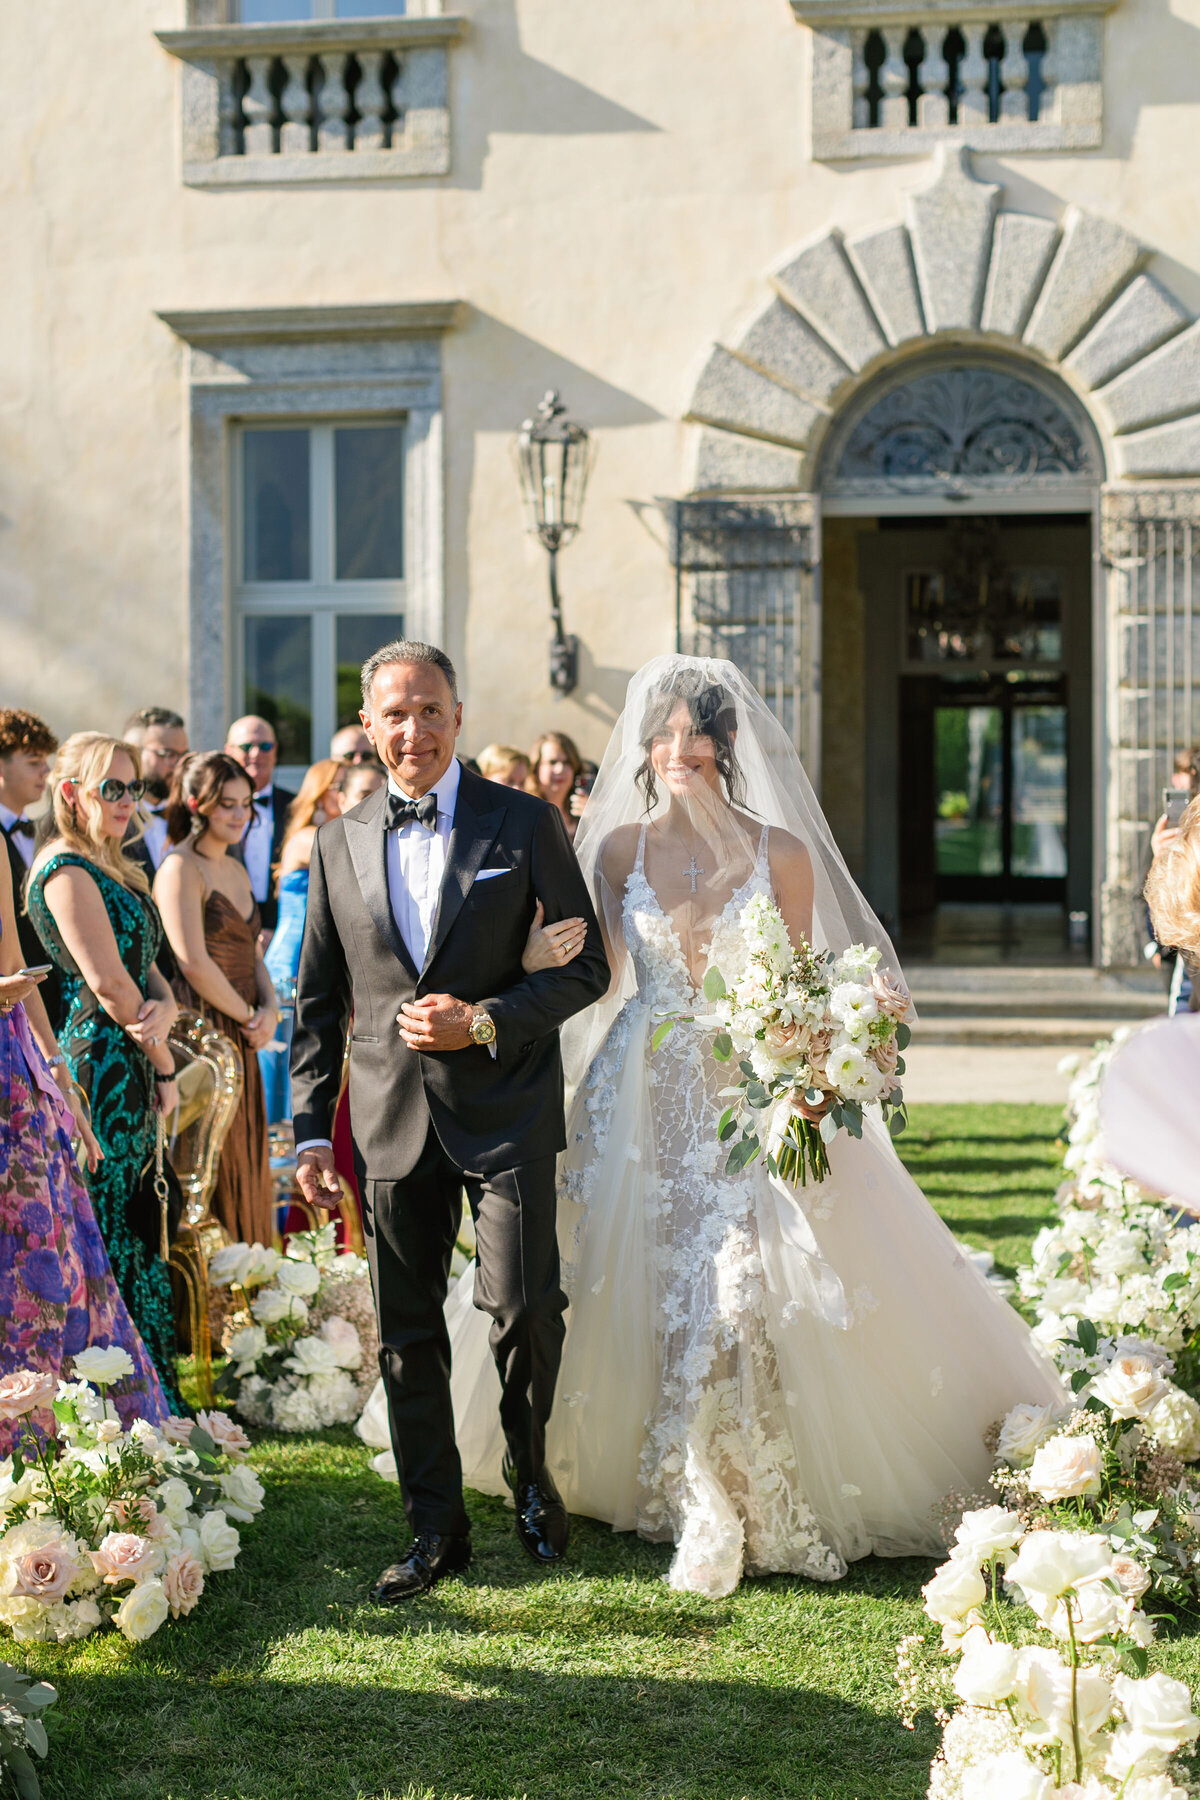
[28,733,185,1413]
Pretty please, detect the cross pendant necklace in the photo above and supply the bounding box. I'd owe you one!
[685,852,704,894]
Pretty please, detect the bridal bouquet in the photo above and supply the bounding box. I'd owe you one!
[0,1348,261,1646]
[656,893,910,1185]
[211,1226,378,1433]
[907,1506,1200,1797]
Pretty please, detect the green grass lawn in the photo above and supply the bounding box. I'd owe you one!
[15,1103,1194,1800]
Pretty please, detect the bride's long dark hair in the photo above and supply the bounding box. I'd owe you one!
[634,670,745,812]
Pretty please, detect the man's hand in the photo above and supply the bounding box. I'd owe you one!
[397,993,474,1052]
[1151,813,1181,860]
[297,1146,341,1211]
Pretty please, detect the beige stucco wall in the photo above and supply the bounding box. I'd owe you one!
[2,0,1200,763]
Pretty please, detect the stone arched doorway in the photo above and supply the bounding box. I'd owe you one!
[675,145,1200,966]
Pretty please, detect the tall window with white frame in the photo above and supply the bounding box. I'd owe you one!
[234,419,406,780]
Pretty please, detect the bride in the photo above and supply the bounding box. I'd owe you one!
[359,655,1064,1597]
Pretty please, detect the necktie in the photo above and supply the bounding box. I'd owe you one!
[6,820,33,840]
[384,791,438,832]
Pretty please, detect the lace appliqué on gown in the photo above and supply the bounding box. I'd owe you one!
[570,827,845,1597]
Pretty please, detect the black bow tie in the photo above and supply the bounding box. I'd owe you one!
[384,791,438,833]
[254,795,272,811]
[6,820,33,839]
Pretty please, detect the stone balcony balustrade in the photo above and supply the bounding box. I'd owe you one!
[156,15,467,185]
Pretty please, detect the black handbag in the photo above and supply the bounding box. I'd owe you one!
[132,1115,185,1261]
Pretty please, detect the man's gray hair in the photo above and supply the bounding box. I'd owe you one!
[361,640,458,707]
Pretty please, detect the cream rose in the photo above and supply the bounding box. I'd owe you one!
[1113,1672,1200,1757]
[110,1497,158,1531]
[952,1637,1018,1706]
[198,1509,240,1573]
[275,1260,321,1300]
[871,968,911,1021]
[871,1032,899,1078]
[114,1577,169,1643]
[89,1531,162,1587]
[219,1465,265,1523]
[207,1244,253,1287]
[72,1346,135,1388]
[960,1754,1052,1800]
[226,1325,268,1375]
[1146,1387,1200,1461]
[1113,1555,1153,1602]
[195,1411,251,1460]
[242,1245,282,1288]
[251,1288,307,1328]
[154,1478,193,1529]
[1028,1433,1103,1502]
[1091,1354,1171,1421]
[1005,1530,1114,1607]
[317,1317,363,1371]
[949,1506,1024,1567]
[95,1419,123,1444]
[162,1549,205,1619]
[0,1370,58,1420]
[921,1557,986,1625]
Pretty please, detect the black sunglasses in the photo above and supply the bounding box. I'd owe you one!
[232,740,275,755]
[97,778,148,803]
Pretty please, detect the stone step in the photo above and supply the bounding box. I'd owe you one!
[909,1014,1155,1047]
[906,963,1161,1023]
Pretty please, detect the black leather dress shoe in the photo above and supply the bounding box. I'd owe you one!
[503,1456,570,1564]
[369,1532,472,1603]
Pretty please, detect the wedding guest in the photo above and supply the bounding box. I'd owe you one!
[1147,748,1200,1011]
[1146,795,1200,1015]
[27,733,184,1410]
[330,725,377,766]
[477,744,531,791]
[0,709,63,1031]
[260,759,384,1123]
[224,715,296,937]
[0,848,168,1444]
[124,707,189,876]
[527,730,586,840]
[155,753,277,1245]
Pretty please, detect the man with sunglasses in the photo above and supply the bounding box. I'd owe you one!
[224,715,296,937]
[330,725,379,766]
[124,707,189,876]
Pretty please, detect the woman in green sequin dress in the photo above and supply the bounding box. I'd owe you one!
[28,733,184,1411]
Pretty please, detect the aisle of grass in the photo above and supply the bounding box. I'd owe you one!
[14,1102,1171,1800]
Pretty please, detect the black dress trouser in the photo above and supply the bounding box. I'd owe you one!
[361,1123,567,1537]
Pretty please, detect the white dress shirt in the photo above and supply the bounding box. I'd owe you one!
[386,758,460,968]
[140,809,170,871]
[243,787,275,903]
[0,803,34,869]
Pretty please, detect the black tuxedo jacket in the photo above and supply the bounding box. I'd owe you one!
[237,784,295,933]
[290,763,609,1181]
[3,827,63,1032]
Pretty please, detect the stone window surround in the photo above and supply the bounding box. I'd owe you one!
[158,301,463,753]
[792,0,1118,160]
[156,10,466,186]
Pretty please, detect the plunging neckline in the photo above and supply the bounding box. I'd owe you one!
[626,822,771,996]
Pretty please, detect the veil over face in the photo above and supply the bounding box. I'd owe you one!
[562,655,908,1085]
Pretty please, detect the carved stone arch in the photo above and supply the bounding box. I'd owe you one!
[683,143,1200,494]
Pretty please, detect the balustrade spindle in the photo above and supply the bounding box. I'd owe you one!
[999,29,1029,120]
[879,28,910,128]
[241,55,276,156]
[354,51,388,150]
[851,32,872,128]
[317,52,351,152]
[390,58,409,144]
[957,25,991,123]
[280,55,312,153]
[918,33,951,127]
[218,61,242,156]
[1037,28,1057,117]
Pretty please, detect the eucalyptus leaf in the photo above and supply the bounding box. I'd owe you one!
[23,1720,47,1760]
[888,1112,906,1137]
[650,1020,675,1053]
[1076,1318,1099,1357]
[818,1111,839,1145]
[717,1108,738,1142]
[713,1033,734,1063]
[896,1023,911,1051]
[702,966,727,1002]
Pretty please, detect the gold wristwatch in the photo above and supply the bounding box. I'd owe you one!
[469,1007,497,1047]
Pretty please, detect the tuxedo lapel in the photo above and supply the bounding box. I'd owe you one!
[342,785,419,981]
[422,774,505,977]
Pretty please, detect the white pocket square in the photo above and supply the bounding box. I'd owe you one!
[474,868,511,882]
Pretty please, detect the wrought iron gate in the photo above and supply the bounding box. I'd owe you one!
[1101,486,1200,964]
[671,496,818,772]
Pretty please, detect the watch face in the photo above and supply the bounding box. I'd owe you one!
[472,1013,496,1044]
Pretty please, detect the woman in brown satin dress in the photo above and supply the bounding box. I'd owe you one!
[154,753,278,1246]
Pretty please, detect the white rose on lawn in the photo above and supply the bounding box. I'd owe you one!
[1028,1433,1103,1502]
[227,1325,268,1376]
[1005,1530,1114,1608]
[154,1477,194,1529]
[1113,1673,1200,1758]
[1112,1555,1153,1602]
[251,1287,308,1327]
[1123,1778,1191,1800]
[198,1510,240,1573]
[318,1317,363,1371]
[949,1506,1024,1566]
[952,1637,1018,1706]
[1013,1646,1113,1745]
[960,1753,1052,1800]
[275,1260,322,1300]
[1091,1354,1171,1421]
[286,1335,340,1378]
[1045,1574,1125,1643]
[921,1557,986,1625]
[1094,1229,1151,1278]
[1146,1386,1200,1461]
[114,1578,170,1644]
[219,1465,265,1524]
[71,1346,135,1388]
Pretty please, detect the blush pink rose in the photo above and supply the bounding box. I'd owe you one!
[11,1541,78,1602]
[89,1531,161,1587]
[161,1416,195,1446]
[872,1034,899,1077]
[162,1549,205,1619]
[195,1411,251,1460]
[763,1019,803,1058]
[872,970,912,1022]
[0,1370,58,1421]
[110,1497,158,1530]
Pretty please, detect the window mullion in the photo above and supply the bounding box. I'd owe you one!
[312,425,335,586]
[311,607,337,763]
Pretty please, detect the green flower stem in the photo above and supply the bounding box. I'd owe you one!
[1065,1596,1083,1783]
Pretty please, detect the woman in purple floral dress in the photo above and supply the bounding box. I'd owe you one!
[0,848,167,1449]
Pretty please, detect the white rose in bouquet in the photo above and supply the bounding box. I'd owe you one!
[922,1558,987,1625]
[331,1251,368,1279]
[317,1317,363,1371]
[227,1325,268,1376]
[1028,1433,1103,1501]
[1005,1530,1114,1609]
[208,1243,253,1287]
[71,1346,135,1388]
[1123,1778,1191,1800]
[219,1466,265,1524]
[251,1287,308,1327]
[198,1510,240,1574]
[996,1403,1065,1468]
[275,1260,322,1300]
[243,1245,282,1287]
[952,1637,1019,1707]
[114,1578,170,1643]
[949,1506,1024,1566]
[1112,1673,1200,1762]
[1094,1229,1152,1278]
[286,1336,341,1378]
[1112,1554,1153,1601]
[1145,1386,1200,1460]
[153,1478,193,1529]
[1013,1645,1113,1746]
[1091,1354,1171,1421]
[1043,1575,1125,1643]
[960,1753,1052,1800]
[308,1370,360,1426]
[162,1550,204,1619]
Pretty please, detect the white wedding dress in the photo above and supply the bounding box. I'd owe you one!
[358,819,1064,1597]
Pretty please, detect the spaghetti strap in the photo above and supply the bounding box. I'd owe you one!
[634,823,648,875]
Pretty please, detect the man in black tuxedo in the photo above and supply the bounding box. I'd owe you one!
[224,714,296,937]
[0,709,62,1032]
[291,642,608,1601]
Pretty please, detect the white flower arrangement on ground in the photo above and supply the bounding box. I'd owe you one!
[654,893,911,1185]
[906,1506,1200,1797]
[211,1225,378,1432]
[0,1349,261,1647]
